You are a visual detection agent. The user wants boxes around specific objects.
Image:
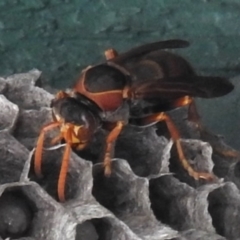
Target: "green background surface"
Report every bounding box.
[1,0,240,149]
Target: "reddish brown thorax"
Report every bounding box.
[73,67,128,112]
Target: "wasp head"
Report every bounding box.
[50,91,101,140]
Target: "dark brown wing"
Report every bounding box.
[110,39,190,64]
[132,75,234,100]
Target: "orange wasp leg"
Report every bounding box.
[34,121,61,178]
[103,121,125,176]
[168,95,201,126]
[57,125,73,202]
[35,120,79,202]
[187,99,202,126]
[187,99,240,158]
[57,124,84,202]
[213,148,240,158]
[50,132,64,145]
[140,112,216,181]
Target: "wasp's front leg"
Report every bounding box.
[34,122,61,178]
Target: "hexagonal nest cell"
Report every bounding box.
[0,69,239,240]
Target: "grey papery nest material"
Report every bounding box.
[0,69,238,240]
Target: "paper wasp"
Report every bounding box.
[34,39,234,202]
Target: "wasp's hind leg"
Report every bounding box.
[187,100,240,159]
[137,112,217,181]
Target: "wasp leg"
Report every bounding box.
[187,100,202,127]
[103,121,125,176]
[34,122,61,178]
[50,133,64,145]
[140,112,216,181]
[187,100,240,159]
[170,96,201,128]
[57,126,73,202]
[56,123,84,202]
[75,143,86,151]
[168,96,200,126]
[213,148,240,158]
[171,97,240,159]
[55,123,86,202]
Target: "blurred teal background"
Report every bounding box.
[0,0,240,149]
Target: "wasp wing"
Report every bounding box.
[132,75,234,100]
[110,39,190,64]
